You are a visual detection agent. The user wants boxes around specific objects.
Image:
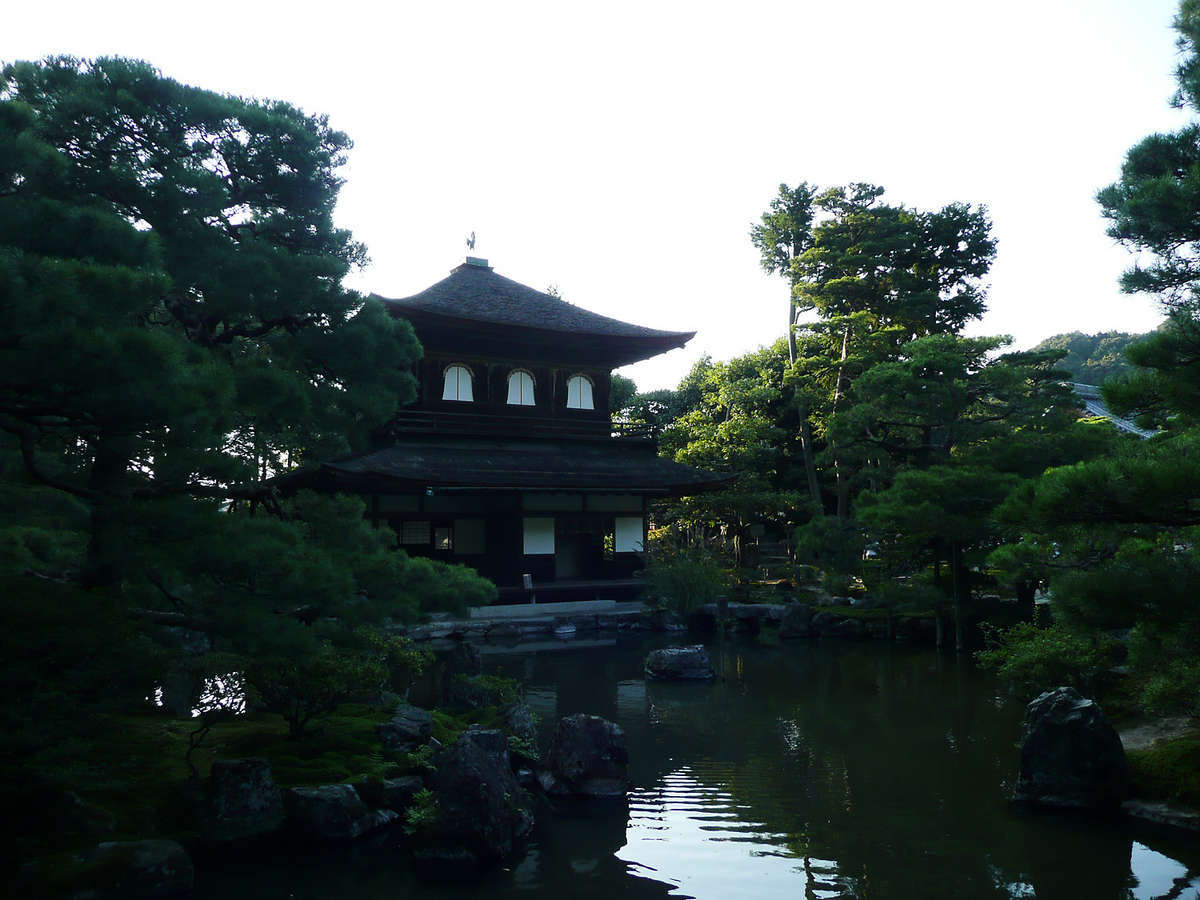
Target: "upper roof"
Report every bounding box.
[374,258,694,366]
[315,435,733,494]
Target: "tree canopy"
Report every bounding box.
[0,59,494,740]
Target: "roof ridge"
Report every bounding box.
[375,263,693,342]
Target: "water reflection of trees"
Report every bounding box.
[505,639,1197,900]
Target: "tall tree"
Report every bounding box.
[752,184,823,505]
[0,59,497,713]
[751,182,818,365]
[0,57,420,587]
[791,184,996,518]
[988,0,1200,708]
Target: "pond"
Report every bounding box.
[196,636,1200,899]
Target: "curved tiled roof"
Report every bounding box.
[322,436,732,494]
[375,260,693,345]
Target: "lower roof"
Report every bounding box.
[313,436,732,494]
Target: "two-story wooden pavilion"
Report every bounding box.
[300,257,727,602]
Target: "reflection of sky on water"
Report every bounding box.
[617,768,1200,900]
[617,767,849,899]
[1131,842,1200,900]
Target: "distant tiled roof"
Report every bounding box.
[374,260,694,345]
[321,436,731,494]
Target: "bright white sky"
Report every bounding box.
[5,0,1189,389]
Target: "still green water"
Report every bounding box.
[197,637,1200,899]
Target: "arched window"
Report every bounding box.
[507,369,535,406]
[566,374,595,410]
[442,364,474,402]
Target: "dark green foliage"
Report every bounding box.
[246,626,433,738]
[794,514,863,576]
[1030,331,1143,385]
[449,673,521,709]
[608,373,638,417]
[1102,319,1200,428]
[246,642,388,739]
[404,787,439,834]
[975,623,1117,701]
[0,61,498,846]
[1129,623,1200,715]
[750,182,818,362]
[0,576,167,759]
[0,56,421,588]
[642,532,731,614]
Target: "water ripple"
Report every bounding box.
[618,767,851,899]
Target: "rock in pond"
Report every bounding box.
[354,775,425,816]
[644,645,716,681]
[203,757,284,842]
[540,713,630,798]
[1014,686,1128,812]
[22,839,194,899]
[810,611,867,639]
[377,702,433,752]
[414,727,533,871]
[285,784,398,841]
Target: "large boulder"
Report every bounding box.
[540,713,630,798]
[644,645,715,681]
[22,839,194,899]
[377,702,433,753]
[354,775,425,816]
[285,784,398,841]
[203,758,284,842]
[415,727,533,870]
[1014,686,1129,812]
[779,604,815,639]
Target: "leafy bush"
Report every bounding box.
[794,516,864,575]
[1129,624,1200,715]
[246,642,388,738]
[404,788,439,834]
[449,673,520,709]
[975,622,1116,700]
[357,628,432,700]
[643,536,730,614]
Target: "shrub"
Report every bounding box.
[357,628,432,700]
[643,540,730,614]
[1129,624,1200,716]
[448,672,520,709]
[976,622,1116,701]
[246,642,387,738]
[404,788,439,834]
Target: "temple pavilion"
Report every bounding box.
[301,257,727,602]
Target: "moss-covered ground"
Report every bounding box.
[1125,731,1200,808]
[7,698,504,870]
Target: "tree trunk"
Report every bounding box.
[82,434,130,589]
[951,542,965,653]
[1015,581,1036,622]
[787,292,798,365]
[797,409,823,509]
[831,322,853,522]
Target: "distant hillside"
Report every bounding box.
[1030,331,1145,385]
